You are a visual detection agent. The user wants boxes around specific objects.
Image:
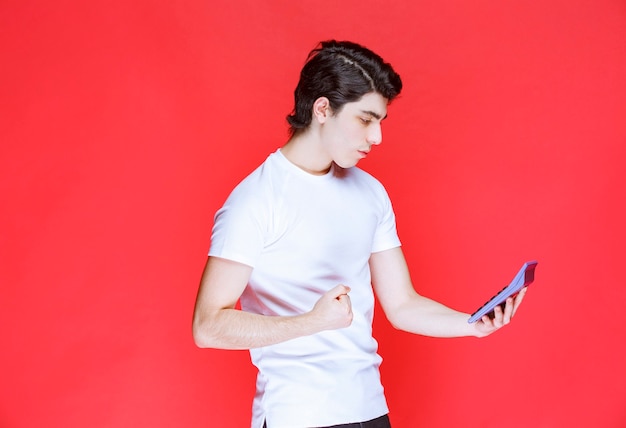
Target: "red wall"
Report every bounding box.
[2,1,625,427]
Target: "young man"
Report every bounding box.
[192,40,526,428]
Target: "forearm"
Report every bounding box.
[388,294,480,338]
[193,308,322,350]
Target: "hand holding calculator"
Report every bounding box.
[468,261,538,323]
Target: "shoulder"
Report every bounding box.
[337,166,390,197]
[225,152,284,205]
[212,153,285,241]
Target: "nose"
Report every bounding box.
[367,123,383,146]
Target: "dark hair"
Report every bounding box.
[286,40,403,135]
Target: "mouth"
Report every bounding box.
[358,150,370,158]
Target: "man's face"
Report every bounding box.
[320,92,389,169]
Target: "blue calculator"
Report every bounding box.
[468,261,538,323]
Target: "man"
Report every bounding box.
[192,40,526,428]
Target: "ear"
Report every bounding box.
[312,97,332,124]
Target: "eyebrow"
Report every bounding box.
[360,110,387,120]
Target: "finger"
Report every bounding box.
[511,287,527,316]
[331,294,350,312]
[335,294,353,319]
[481,314,494,329]
[502,297,514,324]
[337,293,351,306]
[492,303,505,328]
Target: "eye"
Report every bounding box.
[360,117,372,125]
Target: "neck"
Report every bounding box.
[281,131,332,175]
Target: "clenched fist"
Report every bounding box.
[308,284,354,332]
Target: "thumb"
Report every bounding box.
[326,284,351,299]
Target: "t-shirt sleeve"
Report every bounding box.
[208,180,267,268]
[371,185,402,253]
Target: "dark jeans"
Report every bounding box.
[263,414,391,428]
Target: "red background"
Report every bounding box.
[2,1,625,427]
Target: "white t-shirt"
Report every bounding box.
[209,149,401,428]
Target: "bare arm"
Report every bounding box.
[192,256,353,349]
[370,247,526,338]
